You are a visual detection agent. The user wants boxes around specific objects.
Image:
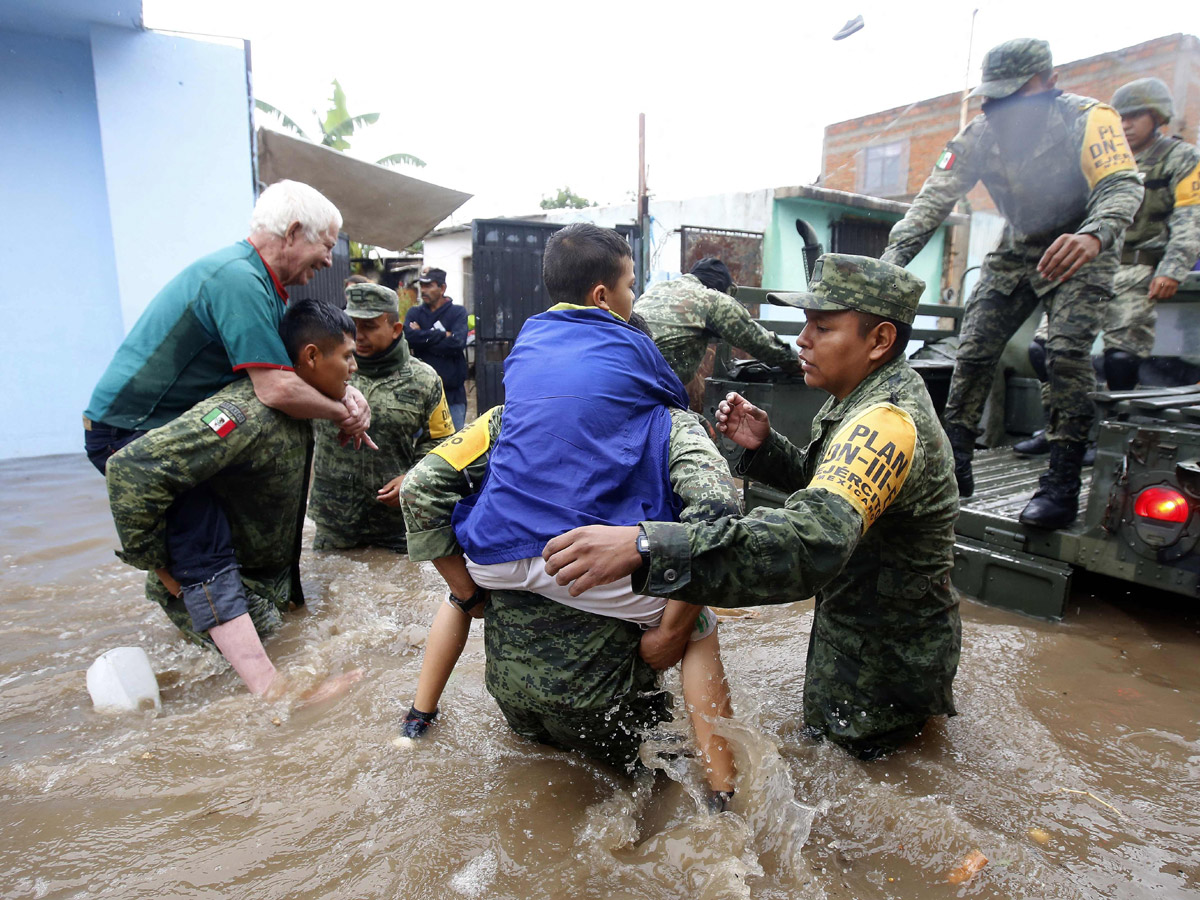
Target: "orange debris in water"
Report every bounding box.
[946,849,988,884]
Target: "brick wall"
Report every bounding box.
[822,33,1200,214]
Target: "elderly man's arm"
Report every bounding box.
[247,368,373,445]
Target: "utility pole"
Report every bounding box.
[637,113,650,292]
[951,8,980,305]
[959,8,979,132]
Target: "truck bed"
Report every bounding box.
[960,449,1092,533]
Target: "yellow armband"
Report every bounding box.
[1080,104,1137,190]
[1175,159,1200,208]
[427,392,455,440]
[430,406,497,470]
[809,402,916,530]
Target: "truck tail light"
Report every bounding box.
[1133,486,1190,523]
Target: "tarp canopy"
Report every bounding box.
[257,128,472,251]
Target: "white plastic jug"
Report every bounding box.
[86,647,162,713]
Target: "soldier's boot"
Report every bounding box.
[1019,440,1087,530]
[945,423,976,498]
[1103,348,1141,392]
[1013,430,1050,456]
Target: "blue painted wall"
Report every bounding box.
[0,30,124,458]
[0,20,253,459]
[91,26,254,331]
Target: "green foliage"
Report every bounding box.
[255,80,425,167]
[540,186,597,209]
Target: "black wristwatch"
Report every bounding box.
[635,526,651,566]
[449,586,485,613]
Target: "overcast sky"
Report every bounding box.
[144,0,1196,225]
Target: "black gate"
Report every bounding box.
[287,232,352,308]
[472,219,641,412]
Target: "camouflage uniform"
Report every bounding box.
[1103,88,1200,356]
[106,379,312,646]
[401,405,741,771]
[635,274,800,385]
[1030,133,1200,357]
[882,41,1143,445]
[637,255,961,757]
[310,335,453,551]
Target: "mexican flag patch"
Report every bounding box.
[202,401,246,438]
[936,149,956,171]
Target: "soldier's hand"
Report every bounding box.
[376,475,405,507]
[1037,233,1101,282]
[716,392,770,450]
[542,525,641,597]
[1149,276,1179,301]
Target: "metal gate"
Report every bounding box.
[679,226,763,287]
[472,219,641,412]
[287,232,352,308]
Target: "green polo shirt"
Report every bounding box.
[86,241,293,431]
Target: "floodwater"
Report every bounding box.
[2,453,1198,900]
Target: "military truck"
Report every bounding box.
[704,279,1200,618]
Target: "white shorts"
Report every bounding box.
[464,555,716,641]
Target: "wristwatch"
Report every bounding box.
[635,526,651,566]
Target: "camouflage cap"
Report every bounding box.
[1112,77,1174,124]
[345,283,399,319]
[767,254,925,325]
[969,38,1053,100]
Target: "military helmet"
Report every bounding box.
[766,254,925,325]
[1112,77,1174,124]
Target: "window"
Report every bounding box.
[856,140,909,197]
[830,217,892,258]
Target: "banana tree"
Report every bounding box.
[255,79,425,167]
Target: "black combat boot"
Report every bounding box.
[944,424,976,498]
[1013,430,1050,456]
[1018,440,1087,529]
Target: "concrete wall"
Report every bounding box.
[91,26,254,332]
[0,30,123,459]
[0,20,253,459]
[422,191,777,311]
[421,228,473,311]
[533,190,775,286]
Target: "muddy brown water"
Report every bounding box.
[1,453,1197,899]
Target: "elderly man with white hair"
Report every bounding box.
[84,180,373,622]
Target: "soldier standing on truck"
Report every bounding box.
[1016,77,1200,456]
[880,38,1144,530]
[635,257,801,387]
[1102,77,1200,388]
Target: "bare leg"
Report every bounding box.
[680,629,736,794]
[412,602,472,714]
[209,613,277,695]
